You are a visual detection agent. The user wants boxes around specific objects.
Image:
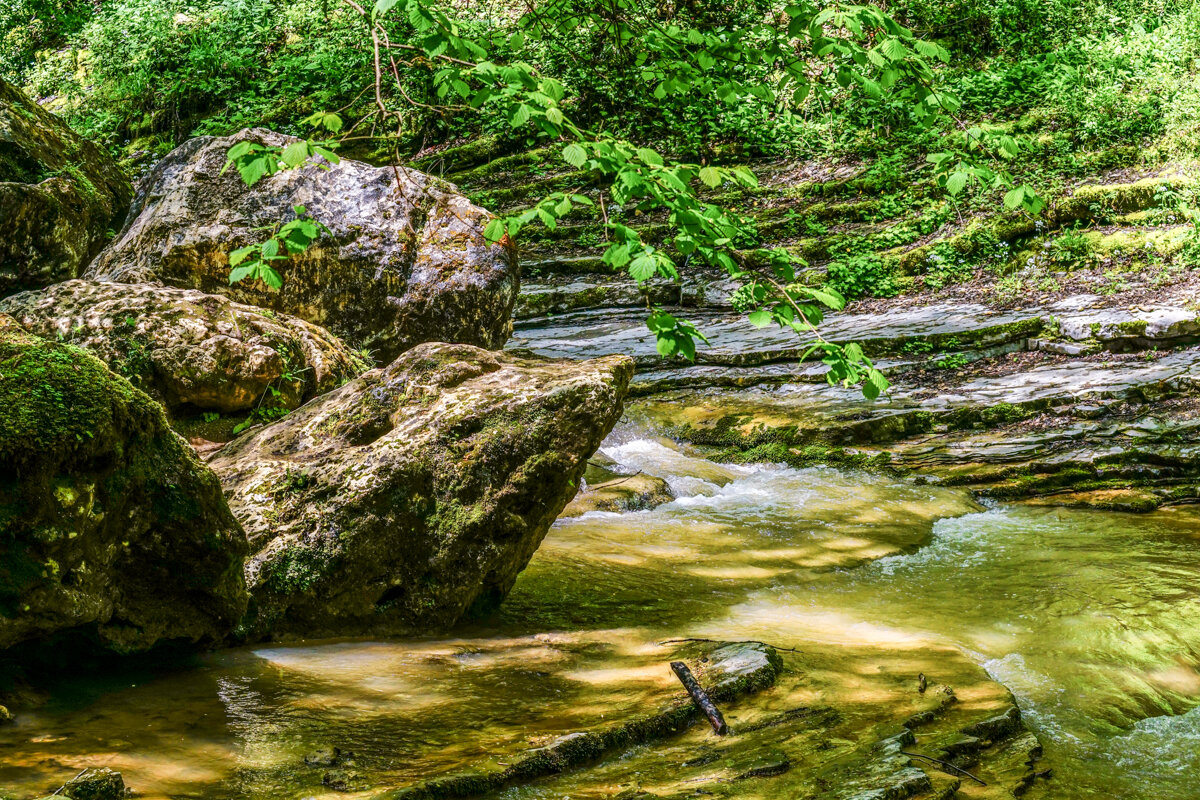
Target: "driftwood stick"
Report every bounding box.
[901,751,987,785]
[670,661,728,735]
[51,768,89,797]
[658,637,802,654]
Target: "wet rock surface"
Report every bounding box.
[510,303,1041,369]
[0,316,248,654]
[61,767,127,800]
[385,641,783,800]
[561,455,675,516]
[0,280,366,413]
[514,284,1200,507]
[0,78,131,295]
[378,641,1040,800]
[208,342,633,640]
[86,128,518,362]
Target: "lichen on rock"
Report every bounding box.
[85,128,518,362]
[0,315,249,654]
[0,78,131,296]
[208,342,633,639]
[0,279,366,413]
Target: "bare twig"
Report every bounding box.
[658,637,802,654]
[51,769,89,797]
[901,751,987,785]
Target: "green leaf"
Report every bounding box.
[1003,186,1026,209]
[563,143,587,168]
[698,166,722,188]
[945,171,970,195]
[373,0,399,17]
[509,103,531,127]
[281,141,310,169]
[237,156,271,187]
[636,147,663,167]
[629,254,657,281]
[881,38,908,61]
[732,167,759,188]
[261,266,284,291]
[313,146,340,165]
[646,310,676,332]
[262,238,280,258]
[913,40,940,58]
[229,264,255,284]
[864,368,890,399]
[748,309,772,327]
[803,286,846,311]
[655,332,679,357]
[229,245,257,267]
[226,141,254,160]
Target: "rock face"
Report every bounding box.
[209,342,633,639]
[86,128,519,362]
[0,79,131,296]
[0,280,366,413]
[0,317,249,653]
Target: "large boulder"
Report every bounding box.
[208,342,633,639]
[0,79,131,295]
[0,280,366,413]
[0,316,249,653]
[85,128,519,362]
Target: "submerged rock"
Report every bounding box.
[86,128,518,362]
[0,78,131,295]
[61,767,126,800]
[0,316,249,653]
[388,641,782,800]
[561,472,675,517]
[209,342,633,639]
[0,280,365,413]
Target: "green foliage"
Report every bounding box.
[34,0,1200,399]
[922,244,975,289]
[0,0,91,82]
[227,205,329,291]
[232,405,290,435]
[826,253,898,299]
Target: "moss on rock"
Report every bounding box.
[0,78,131,296]
[0,316,248,653]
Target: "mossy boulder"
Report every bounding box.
[0,78,131,296]
[209,342,633,639]
[0,280,366,413]
[0,316,249,653]
[85,128,518,363]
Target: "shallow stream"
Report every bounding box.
[3,424,1200,798]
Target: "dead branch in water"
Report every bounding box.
[901,751,987,785]
[658,637,802,653]
[670,661,728,735]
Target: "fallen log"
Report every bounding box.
[670,661,728,735]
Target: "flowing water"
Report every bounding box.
[3,423,1200,798]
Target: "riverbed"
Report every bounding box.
[3,424,1199,798]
